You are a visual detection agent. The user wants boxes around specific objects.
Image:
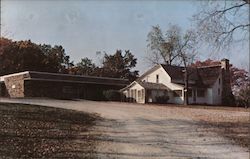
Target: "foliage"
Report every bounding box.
[0,38,73,75]
[74,58,96,75]
[100,50,139,81]
[235,83,250,107]
[103,90,123,101]
[193,0,250,50]
[0,38,138,81]
[146,24,198,67]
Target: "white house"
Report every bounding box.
[121,59,232,105]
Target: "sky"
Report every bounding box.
[1,0,249,74]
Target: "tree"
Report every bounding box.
[75,58,96,75]
[146,24,198,67]
[0,38,73,75]
[236,83,250,108]
[101,50,139,81]
[193,0,250,50]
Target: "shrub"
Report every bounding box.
[124,97,136,103]
[155,95,169,104]
[103,90,123,101]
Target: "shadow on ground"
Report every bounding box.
[0,103,101,158]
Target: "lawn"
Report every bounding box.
[0,102,100,158]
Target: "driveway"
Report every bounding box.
[1,98,249,159]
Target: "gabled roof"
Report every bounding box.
[160,64,222,87]
[197,65,221,86]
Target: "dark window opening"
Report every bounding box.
[156,74,159,83]
[173,90,182,97]
[197,89,205,97]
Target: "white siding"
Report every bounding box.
[123,82,145,103]
[211,74,223,105]
[141,66,184,104]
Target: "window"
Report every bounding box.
[188,89,192,97]
[218,88,220,95]
[197,89,205,97]
[156,74,159,83]
[173,90,182,97]
[219,78,221,85]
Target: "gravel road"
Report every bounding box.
[1,98,249,159]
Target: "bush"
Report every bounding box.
[155,95,169,104]
[124,97,136,103]
[103,90,123,101]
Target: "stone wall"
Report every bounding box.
[4,74,26,98]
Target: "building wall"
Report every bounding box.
[24,80,123,100]
[140,66,184,104]
[3,74,26,98]
[211,74,223,105]
[123,82,145,103]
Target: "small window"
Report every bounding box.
[218,88,220,95]
[156,74,159,83]
[173,90,182,97]
[197,89,205,97]
[188,89,192,97]
[219,78,221,85]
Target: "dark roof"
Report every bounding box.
[2,71,129,86]
[161,64,221,87]
[197,65,221,86]
[137,81,170,90]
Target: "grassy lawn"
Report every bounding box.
[0,103,100,158]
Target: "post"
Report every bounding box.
[183,69,189,105]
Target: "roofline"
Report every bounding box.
[137,64,161,81]
[0,71,129,82]
[25,78,127,86]
[120,81,137,92]
[196,65,221,69]
[0,71,30,81]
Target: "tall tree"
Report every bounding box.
[193,0,250,50]
[101,50,139,81]
[146,24,198,67]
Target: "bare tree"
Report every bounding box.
[146,24,198,67]
[146,24,198,105]
[193,0,250,50]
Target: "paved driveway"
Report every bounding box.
[1,98,249,159]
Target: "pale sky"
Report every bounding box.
[1,0,249,74]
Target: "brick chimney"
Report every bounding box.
[221,58,234,105]
[221,58,229,71]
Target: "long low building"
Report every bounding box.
[0,71,129,100]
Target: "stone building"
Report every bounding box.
[0,71,129,100]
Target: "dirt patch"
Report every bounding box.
[0,103,101,158]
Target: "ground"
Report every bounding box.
[0,98,249,159]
